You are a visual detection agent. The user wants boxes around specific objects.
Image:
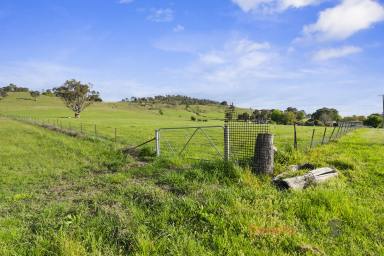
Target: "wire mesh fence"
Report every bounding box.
[224,108,270,166]
[2,113,364,164]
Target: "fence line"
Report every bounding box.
[292,121,362,151]
[1,114,363,162]
[1,114,128,148]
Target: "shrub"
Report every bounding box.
[363,114,382,128]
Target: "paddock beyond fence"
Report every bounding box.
[2,114,363,164]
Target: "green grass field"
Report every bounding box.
[1,93,383,255]
[0,93,344,157]
[0,115,383,255]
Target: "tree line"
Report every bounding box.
[232,107,382,128]
[0,83,41,101]
[121,95,228,106]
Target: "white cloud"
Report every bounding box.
[281,0,323,9]
[199,53,226,65]
[147,8,174,23]
[231,0,323,12]
[313,46,362,61]
[304,0,384,41]
[118,0,134,4]
[173,24,185,32]
[189,39,274,84]
[0,61,83,90]
[231,0,272,12]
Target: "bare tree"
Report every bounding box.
[54,79,101,118]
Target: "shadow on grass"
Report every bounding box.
[16,97,34,101]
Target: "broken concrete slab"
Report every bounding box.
[274,167,338,190]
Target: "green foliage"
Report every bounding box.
[271,109,285,124]
[342,115,366,122]
[138,146,156,159]
[29,91,40,101]
[236,108,306,125]
[53,79,101,118]
[0,89,8,99]
[312,108,341,125]
[42,89,54,96]
[1,83,29,92]
[363,114,383,128]
[237,112,250,121]
[123,95,223,106]
[284,111,296,125]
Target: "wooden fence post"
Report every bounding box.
[253,133,274,175]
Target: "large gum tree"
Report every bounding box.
[54,79,101,118]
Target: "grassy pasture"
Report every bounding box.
[1,93,341,156]
[0,117,383,255]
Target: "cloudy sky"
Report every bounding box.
[0,0,383,115]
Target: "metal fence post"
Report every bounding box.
[321,127,327,145]
[293,123,298,150]
[310,128,315,149]
[329,126,336,141]
[224,125,230,161]
[114,128,117,144]
[155,129,160,156]
[335,124,341,139]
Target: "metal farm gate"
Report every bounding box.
[154,108,270,164]
[155,126,226,161]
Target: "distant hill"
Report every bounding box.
[121,95,228,106]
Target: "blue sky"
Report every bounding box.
[0,0,383,115]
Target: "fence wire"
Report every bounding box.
[157,126,224,161]
[273,121,363,151]
[225,108,270,165]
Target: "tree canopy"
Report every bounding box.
[0,88,8,99]
[311,108,341,125]
[30,91,40,101]
[122,95,223,106]
[1,83,29,92]
[53,79,101,118]
[363,114,382,128]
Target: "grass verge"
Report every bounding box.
[0,117,383,255]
